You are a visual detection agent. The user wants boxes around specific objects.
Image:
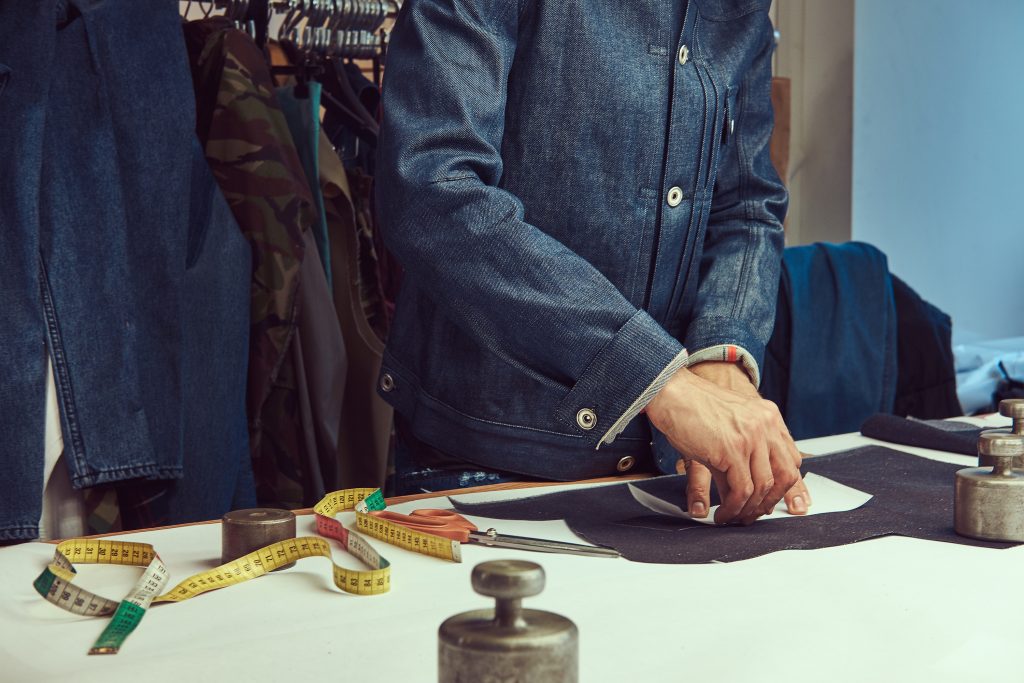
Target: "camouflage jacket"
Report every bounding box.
[185,19,316,508]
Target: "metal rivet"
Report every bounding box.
[616,456,636,473]
[576,408,597,431]
[667,186,683,207]
[678,44,690,65]
[380,373,395,392]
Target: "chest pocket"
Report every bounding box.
[721,86,738,146]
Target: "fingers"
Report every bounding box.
[737,441,773,525]
[683,460,712,518]
[756,443,800,518]
[647,369,803,526]
[783,475,812,515]
[714,457,754,525]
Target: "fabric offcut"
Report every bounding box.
[860,414,982,457]
[451,446,1015,564]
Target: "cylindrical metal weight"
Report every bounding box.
[221,508,297,569]
[955,432,1024,542]
[979,403,1024,467]
[1001,399,1024,435]
[439,560,578,683]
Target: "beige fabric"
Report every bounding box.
[319,131,393,489]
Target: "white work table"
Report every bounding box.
[0,414,1015,683]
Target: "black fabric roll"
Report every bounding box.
[860,413,982,456]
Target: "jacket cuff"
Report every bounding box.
[555,310,685,449]
[598,347,689,447]
[686,344,761,388]
[684,316,767,388]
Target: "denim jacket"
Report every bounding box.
[0,1,253,540]
[376,0,787,480]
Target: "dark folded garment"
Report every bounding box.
[451,446,1014,564]
[860,413,983,456]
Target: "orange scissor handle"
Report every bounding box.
[367,509,478,542]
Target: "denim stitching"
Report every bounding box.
[384,356,584,438]
[38,253,87,474]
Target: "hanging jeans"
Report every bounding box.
[0,0,253,540]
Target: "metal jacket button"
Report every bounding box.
[667,187,683,207]
[576,408,597,431]
[616,456,636,473]
[678,44,690,65]
[380,373,395,392]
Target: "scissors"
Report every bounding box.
[367,508,620,558]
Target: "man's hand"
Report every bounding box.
[645,362,804,525]
[681,362,812,519]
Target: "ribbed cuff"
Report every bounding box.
[683,316,767,388]
[686,344,761,388]
[555,310,685,449]
[597,347,689,447]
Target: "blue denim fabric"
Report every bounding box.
[0,0,253,539]
[390,426,532,497]
[760,242,898,440]
[376,0,787,480]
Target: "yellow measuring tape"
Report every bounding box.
[35,488,394,655]
[352,502,463,563]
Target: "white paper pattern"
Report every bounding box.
[627,472,872,524]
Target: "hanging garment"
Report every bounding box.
[278,82,349,499]
[0,1,253,540]
[320,132,393,489]
[278,83,333,290]
[185,19,320,508]
[336,62,402,330]
[760,242,898,440]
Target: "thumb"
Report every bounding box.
[683,460,713,518]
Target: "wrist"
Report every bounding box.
[688,360,757,395]
[645,367,695,426]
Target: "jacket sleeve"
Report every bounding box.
[376,0,686,447]
[682,15,788,386]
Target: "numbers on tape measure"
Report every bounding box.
[35,487,394,656]
[354,513,462,563]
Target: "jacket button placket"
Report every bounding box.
[649,24,707,322]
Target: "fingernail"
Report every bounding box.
[792,495,806,514]
[767,505,775,515]
[691,501,707,518]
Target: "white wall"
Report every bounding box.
[773,0,855,247]
[853,0,1024,341]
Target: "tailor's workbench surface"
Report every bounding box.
[1,414,1015,683]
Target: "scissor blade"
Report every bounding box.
[467,530,620,558]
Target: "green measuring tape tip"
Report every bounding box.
[89,601,147,655]
[36,487,394,656]
[361,489,387,512]
[33,568,58,599]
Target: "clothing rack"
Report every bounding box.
[182,0,402,56]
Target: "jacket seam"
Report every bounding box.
[384,357,588,439]
[38,253,87,473]
[555,309,648,426]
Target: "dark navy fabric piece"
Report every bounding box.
[860,414,982,457]
[761,242,897,440]
[890,275,961,419]
[451,446,1014,564]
